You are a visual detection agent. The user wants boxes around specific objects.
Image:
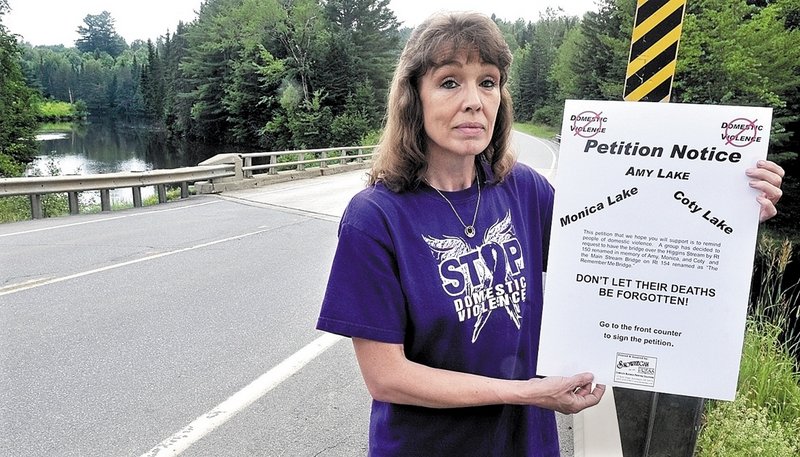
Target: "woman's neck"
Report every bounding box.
[425,158,477,191]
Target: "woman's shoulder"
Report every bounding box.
[341,182,408,228]
[504,162,554,194]
[346,182,401,211]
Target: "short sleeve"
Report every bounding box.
[536,174,554,271]
[316,216,408,344]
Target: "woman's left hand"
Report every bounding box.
[746,160,785,222]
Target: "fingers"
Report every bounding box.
[746,160,784,223]
[750,179,783,205]
[585,383,606,404]
[746,160,784,198]
[571,379,605,404]
[756,160,785,179]
[569,372,595,390]
[757,195,778,223]
[531,374,606,414]
[562,374,606,412]
[747,159,785,181]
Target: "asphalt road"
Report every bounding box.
[0,132,562,457]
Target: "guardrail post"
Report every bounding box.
[180,182,190,199]
[269,155,278,175]
[157,184,167,203]
[243,156,253,179]
[297,152,305,171]
[100,190,111,212]
[132,187,143,208]
[30,194,43,219]
[320,151,328,168]
[68,192,80,215]
[234,155,244,180]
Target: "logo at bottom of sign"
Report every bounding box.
[614,352,658,387]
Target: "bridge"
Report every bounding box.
[1,132,624,456]
[0,145,376,219]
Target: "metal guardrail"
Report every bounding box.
[0,145,376,219]
[0,165,235,219]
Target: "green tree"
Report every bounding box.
[329,80,379,146]
[271,0,326,103]
[177,0,281,142]
[112,46,145,116]
[511,10,578,122]
[75,55,114,112]
[0,1,38,176]
[75,11,127,58]
[551,25,583,101]
[161,22,192,136]
[141,39,165,119]
[223,44,284,145]
[285,89,334,149]
[322,0,400,113]
[561,0,632,102]
[178,0,244,141]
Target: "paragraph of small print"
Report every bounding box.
[580,229,723,271]
[614,352,657,387]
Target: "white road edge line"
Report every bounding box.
[0,226,271,297]
[140,333,344,457]
[518,131,559,170]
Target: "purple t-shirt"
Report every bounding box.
[317,162,558,456]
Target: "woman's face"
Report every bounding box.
[418,51,501,163]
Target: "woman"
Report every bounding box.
[317,11,784,457]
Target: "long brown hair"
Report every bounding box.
[368,11,516,192]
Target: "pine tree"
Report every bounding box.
[141,39,165,119]
[75,11,128,58]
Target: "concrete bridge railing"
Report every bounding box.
[195,145,375,193]
[0,145,375,219]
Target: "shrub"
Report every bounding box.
[0,195,31,223]
[531,105,561,126]
[696,400,800,457]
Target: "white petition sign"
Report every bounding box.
[537,100,772,400]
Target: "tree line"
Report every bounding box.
[18,0,402,152]
[2,0,799,231]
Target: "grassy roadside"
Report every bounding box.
[513,122,560,140]
[696,237,800,456]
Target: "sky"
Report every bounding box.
[3,0,600,48]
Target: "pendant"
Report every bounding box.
[465,226,476,238]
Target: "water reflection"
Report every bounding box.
[29,117,250,204]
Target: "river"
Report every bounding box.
[29,117,250,203]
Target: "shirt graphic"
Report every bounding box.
[424,211,528,342]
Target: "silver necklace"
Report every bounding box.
[427,177,481,238]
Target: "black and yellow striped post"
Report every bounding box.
[616,1,705,456]
[623,0,687,102]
